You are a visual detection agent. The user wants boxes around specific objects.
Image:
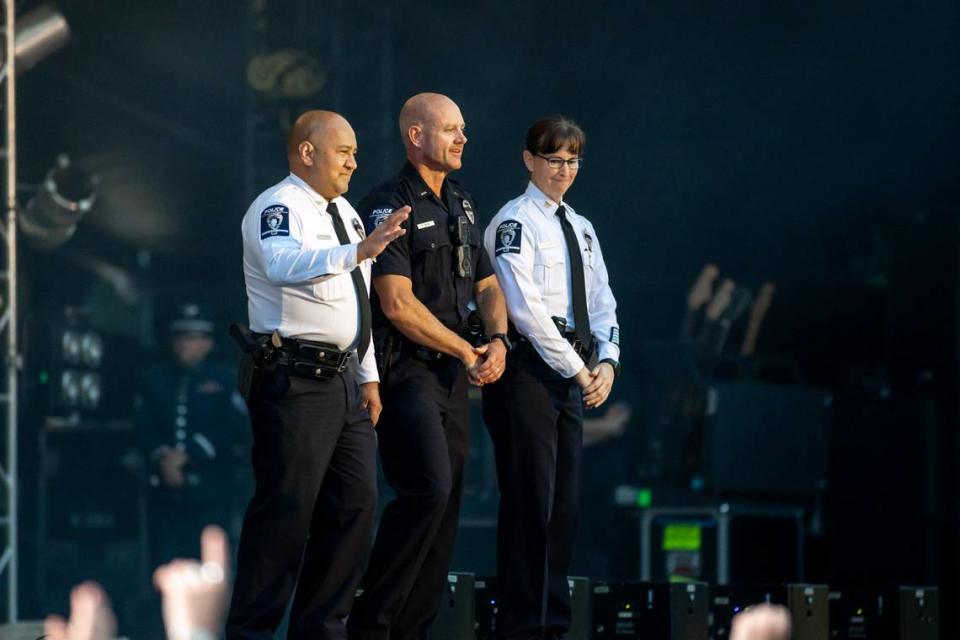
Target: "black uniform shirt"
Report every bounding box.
[360,162,494,333]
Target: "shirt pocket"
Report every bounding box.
[410,221,451,289]
[534,245,567,296]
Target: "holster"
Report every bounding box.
[230,322,271,402]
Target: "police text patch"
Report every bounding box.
[495,220,522,255]
[369,207,394,227]
[260,204,290,239]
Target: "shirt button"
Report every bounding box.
[176,429,186,440]
[177,405,187,415]
[176,416,187,427]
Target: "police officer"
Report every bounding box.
[226,110,409,640]
[482,116,621,640]
[136,302,248,568]
[348,93,508,640]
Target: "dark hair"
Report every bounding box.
[525,116,586,156]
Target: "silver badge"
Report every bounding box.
[462,199,475,224]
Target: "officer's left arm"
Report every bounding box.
[585,223,620,365]
[472,274,508,384]
[582,224,620,408]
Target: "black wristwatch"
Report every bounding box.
[490,333,513,351]
[599,358,621,378]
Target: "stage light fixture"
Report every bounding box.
[9,5,70,75]
[59,370,80,408]
[61,329,82,365]
[79,332,103,368]
[79,372,101,410]
[19,154,98,250]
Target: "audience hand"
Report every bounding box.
[730,603,791,640]
[43,581,117,640]
[153,525,231,640]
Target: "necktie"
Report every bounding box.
[328,202,372,360]
[556,205,591,348]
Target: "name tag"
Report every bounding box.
[416,220,436,230]
[538,240,555,249]
[317,234,333,240]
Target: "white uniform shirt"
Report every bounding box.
[484,181,621,379]
[241,173,378,384]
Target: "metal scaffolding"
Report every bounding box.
[0,0,18,622]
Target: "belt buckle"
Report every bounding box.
[416,346,442,362]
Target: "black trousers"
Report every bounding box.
[482,345,583,640]
[348,355,470,640]
[226,365,377,640]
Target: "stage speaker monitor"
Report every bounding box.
[474,576,497,640]
[431,572,475,640]
[567,576,592,640]
[593,581,708,639]
[897,587,938,640]
[786,584,829,640]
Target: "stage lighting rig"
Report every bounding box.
[8,5,70,76]
[28,308,106,417]
[19,154,99,250]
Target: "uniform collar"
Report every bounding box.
[288,173,336,210]
[525,181,567,218]
[399,161,463,201]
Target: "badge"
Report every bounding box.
[495,220,522,255]
[260,204,291,239]
[462,199,475,224]
[369,206,393,227]
[352,218,366,239]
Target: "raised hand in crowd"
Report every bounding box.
[730,603,791,640]
[43,581,117,640]
[153,525,231,640]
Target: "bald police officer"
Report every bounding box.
[226,110,409,640]
[348,93,508,640]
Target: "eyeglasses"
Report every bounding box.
[536,154,583,170]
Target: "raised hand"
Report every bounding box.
[153,525,231,640]
[43,581,117,640]
[730,603,791,640]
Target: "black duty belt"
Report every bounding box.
[509,323,595,362]
[397,338,451,364]
[254,333,351,380]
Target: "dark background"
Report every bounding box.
[13,0,960,633]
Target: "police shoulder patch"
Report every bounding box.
[260,204,290,239]
[368,206,394,228]
[495,220,522,256]
[610,326,620,346]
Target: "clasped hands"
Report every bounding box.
[465,339,507,386]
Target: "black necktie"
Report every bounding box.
[328,202,372,360]
[556,205,591,348]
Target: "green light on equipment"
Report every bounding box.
[636,488,652,509]
[38,370,49,384]
[663,524,702,551]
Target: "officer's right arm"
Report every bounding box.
[485,216,589,383]
[248,201,358,286]
[374,276,478,366]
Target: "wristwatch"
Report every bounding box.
[490,333,513,351]
[599,358,621,378]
